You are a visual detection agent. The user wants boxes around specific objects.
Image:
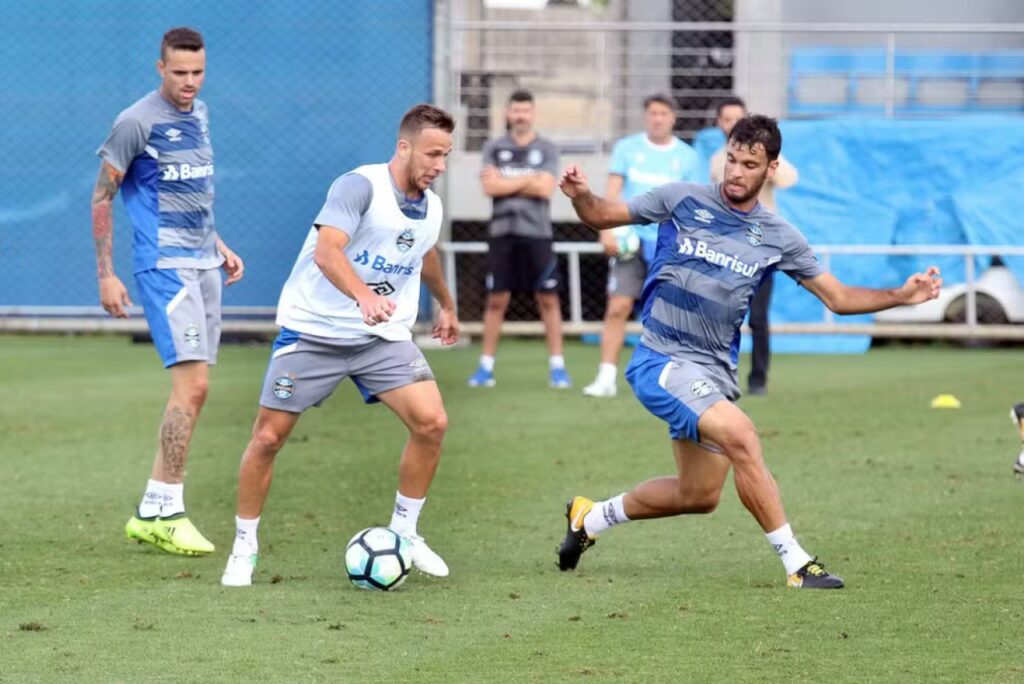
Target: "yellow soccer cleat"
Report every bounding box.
[126,513,188,555]
[152,513,215,556]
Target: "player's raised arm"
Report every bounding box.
[559,164,633,231]
[313,226,395,326]
[801,267,942,315]
[91,160,133,318]
[421,247,459,345]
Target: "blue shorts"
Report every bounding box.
[135,267,222,368]
[625,343,739,443]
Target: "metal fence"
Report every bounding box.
[0,1,434,312]
[434,242,1024,340]
[431,4,1024,339]
[4,0,1024,344]
[437,4,1024,151]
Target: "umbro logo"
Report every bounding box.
[165,128,183,143]
[694,209,714,224]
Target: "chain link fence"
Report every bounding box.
[437,0,1024,332]
[3,0,1023,341]
[1,1,434,317]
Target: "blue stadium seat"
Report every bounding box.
[788,47,1024,116]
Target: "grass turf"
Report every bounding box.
[1,335,1022,682]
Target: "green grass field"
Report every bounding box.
[2,335,1023,682]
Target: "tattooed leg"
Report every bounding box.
[151,361,209,484]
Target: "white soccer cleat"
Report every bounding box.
[582,378,617,398]
[221,552,257,587]
[406,535,449,577]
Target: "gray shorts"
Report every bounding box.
[259,331,436,413]
[607,256,647,299]
[135,267,222,368]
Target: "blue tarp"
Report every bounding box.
[0,1,433,308]
[694,116,1024,353]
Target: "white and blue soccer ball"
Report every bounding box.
[613,227,641,261]
[345,527,411,591]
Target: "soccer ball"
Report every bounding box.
[344,527,412,591]
[613,227,641,261]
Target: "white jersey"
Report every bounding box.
[276,163,443,340]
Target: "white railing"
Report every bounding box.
[440,241,1024,339]
[3,243,1023,339]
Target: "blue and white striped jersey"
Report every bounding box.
[628,182,823,372]
[98,90,222,273]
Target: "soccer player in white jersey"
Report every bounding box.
[222,104,459,587]
[93,27,244,556]
[557,115,942,588]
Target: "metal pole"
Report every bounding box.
[568,251,583,324]
[965,253,977,329]
[885,32,896,118]
[444,249,458,315]
[598,30,608,151]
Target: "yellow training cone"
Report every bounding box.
[930,394,962,409]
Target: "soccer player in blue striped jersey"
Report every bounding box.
[557,115,942,588]
[92,27,244,556]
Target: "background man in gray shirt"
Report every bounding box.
[468,89,570,389]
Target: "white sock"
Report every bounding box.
[549,355,566,370]
[233,516,260,556]
[138,479,167,518]
[160,483,185,517]
[596,362,617,384]
[389,492,425,538]
[1017,450,1024,466]
[479,355,495,372]
[582,494,630,536]
[765,523,813,575]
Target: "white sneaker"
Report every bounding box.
[406,535,449,577]
[582,378,616,398]
[221,552,257,587]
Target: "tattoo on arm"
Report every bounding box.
[159,406,195,480]
[91,162,124,279]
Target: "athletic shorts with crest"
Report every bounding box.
[259,328,436,413]
[625,343,740,446]
[135,267,222,368]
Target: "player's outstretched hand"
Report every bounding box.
[357,293,396,326]
[432,307,459,346]
[99,275,132,318]
[899,266,942,305]
[218,240,245,285]
[559,164,590,199]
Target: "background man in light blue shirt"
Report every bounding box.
[583,94,700,398]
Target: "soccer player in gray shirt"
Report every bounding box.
[468,89,571,389]
[92,27,244,557]
[556,115,942,588]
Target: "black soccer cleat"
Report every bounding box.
[557,496,596,571]
[787,558,844,589]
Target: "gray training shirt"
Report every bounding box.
[97,90,220,273]
[482,133,559,239]
[627,182,823,374]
